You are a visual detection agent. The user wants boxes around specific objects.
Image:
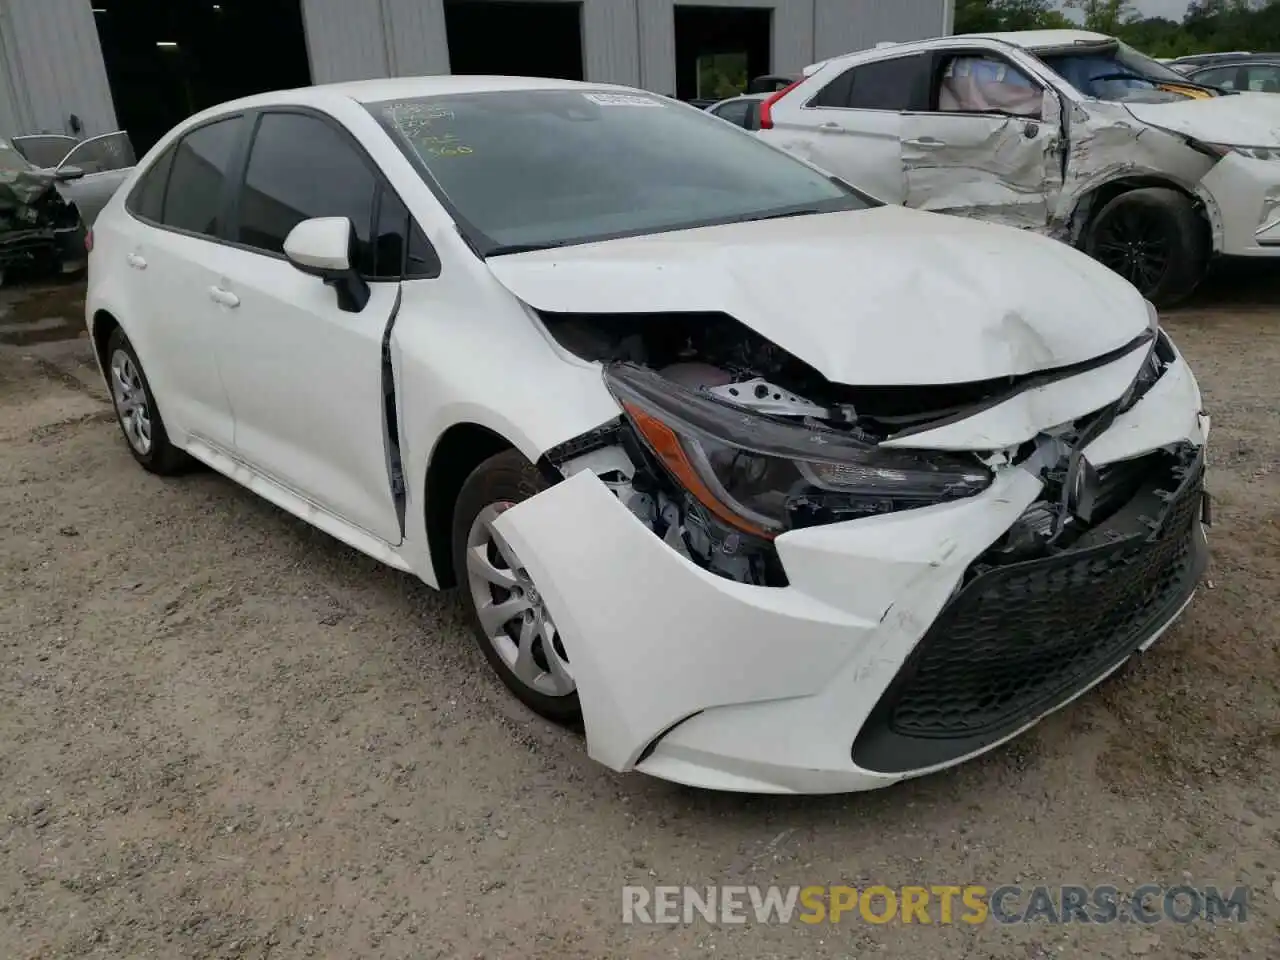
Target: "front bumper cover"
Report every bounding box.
[493,355,1211,794]
[1200,153,1280,255]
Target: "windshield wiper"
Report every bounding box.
[1093,71,1222,95]
[482,241,566,257]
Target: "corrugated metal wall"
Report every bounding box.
[303,0,951,92]
[639,0,815,96]
[0,0,116,136]
[0,0,950,141]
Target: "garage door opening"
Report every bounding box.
[674,6,772,102]
[445,0,584,81]
[93,0,312,154]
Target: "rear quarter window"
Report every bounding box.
[126,147,175,223]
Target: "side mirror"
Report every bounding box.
[283,217,370,313]
[56,164,86,181]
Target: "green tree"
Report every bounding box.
[955,0,1072,34]
[1063,0,1140,33]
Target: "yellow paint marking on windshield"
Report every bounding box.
[1157,84,1213,99]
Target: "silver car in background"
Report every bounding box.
[11,131,136,226]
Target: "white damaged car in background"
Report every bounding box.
[87,77,1212,795]
[756,29,1280,306]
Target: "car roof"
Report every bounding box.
[207,75,639,114]
[1189,56,1280,66]
[1174,51,1255,61]
[804,29,1117,74]
[959,29,1116,50]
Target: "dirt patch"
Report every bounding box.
[0,280,87,347]
[0,282,1278,959]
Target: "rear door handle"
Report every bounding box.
[209,286,240,309]
[818,121,842,130]
[126,253,147,270]
[904,137,947,149]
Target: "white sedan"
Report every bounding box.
[86,76,1211,794]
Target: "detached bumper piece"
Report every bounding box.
[853,445,1207,774]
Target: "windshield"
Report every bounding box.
[1039,42,1209,102]
[369,89,872,254]
[0,138,34,174]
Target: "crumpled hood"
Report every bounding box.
[1125,92,1280,147]
[0,139,55,209]
[487,206,1149,386]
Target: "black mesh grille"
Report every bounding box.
[853,447,1206,771]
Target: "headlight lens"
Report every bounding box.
[606,363,993,539]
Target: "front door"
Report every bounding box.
[206,109,404,545]
[112,116,245,451]
[58,132,137,226]
[901,52,1065,230]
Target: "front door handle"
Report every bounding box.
[126,253,147,270]
[904,137,947,149]
[209,286,240,309]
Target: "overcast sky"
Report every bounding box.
[1059,0,1193,21]
[1129,0,1192,18]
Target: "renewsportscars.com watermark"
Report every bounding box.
[622,884,1250,926]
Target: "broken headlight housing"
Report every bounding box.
[605,363,992,539]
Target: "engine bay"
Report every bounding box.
[539,309,1179,588]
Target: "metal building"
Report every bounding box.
[1,0,953,147]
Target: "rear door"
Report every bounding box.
[199,108,411,545]
[113,115,246,450]
[900,50,1065,230]
[761,53,933,203]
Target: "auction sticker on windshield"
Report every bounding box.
[582,93,663,107]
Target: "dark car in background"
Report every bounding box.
[0,138,87,286]
[1185,57,1280,93]
[1170,51,1280,74]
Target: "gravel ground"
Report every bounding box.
[0,270,1277,959]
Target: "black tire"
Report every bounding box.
[1083,187,1209,308]
[105,327,190,475]
[451,449,581,723]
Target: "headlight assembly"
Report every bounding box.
[605,363,993,539]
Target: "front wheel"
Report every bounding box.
[451,449,581,723]
[1083,187,1209,308]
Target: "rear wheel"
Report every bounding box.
[106,328,190,475]
[451,450,580,723]
[1083,187,1209,308]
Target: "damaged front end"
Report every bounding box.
[499,307,1210,788]
[537,310,1198,592]
[0,155,85,280]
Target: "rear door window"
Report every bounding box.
[808,55,933,111]
[161,117,245,238]
[1246,65,1280,92]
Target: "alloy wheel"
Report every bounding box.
[1092,207,1172,293]
[109,348,152,456]
[465,502,574,697]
